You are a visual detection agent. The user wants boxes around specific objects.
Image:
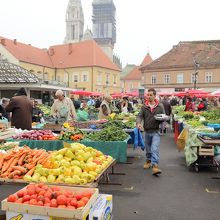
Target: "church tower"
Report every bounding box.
[92,0,116,61]
[64,0,84,44]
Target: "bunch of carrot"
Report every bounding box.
[0,146,50,179]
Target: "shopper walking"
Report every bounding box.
[136,88,165,175]
[5,88,33,130]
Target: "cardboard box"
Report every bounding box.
[2,185,98,220]
[89,194,113,220]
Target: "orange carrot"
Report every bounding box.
[25,163,36,170]
[25,167,35,176]
[8,170,22,179]
[18,153,27,165]
[2,157,14,173]
[0,154,4,169]
[11,166,27,173]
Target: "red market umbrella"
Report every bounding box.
[71,90,92,96]
[187,89,209,95]
[158,92,172,96]
[90,92,104,96]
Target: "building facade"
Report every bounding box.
[0,37,121,96]
[64,0,84,44]
[92,0,116,61]
[121,53,153,92]
[140,41,220,93]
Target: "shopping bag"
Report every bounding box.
[133,128,145,151]
[177,128,188,151]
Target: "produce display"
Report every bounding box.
[6,183,94,209]
[24,143,113,185]
[59,128,84,141]
[101,120,135,129]
[0,147,50,179]
[0,142,19,152]
[12,130,57,140]
[38,104,51,116]
[200,109,220,124]
[86,125,129,141]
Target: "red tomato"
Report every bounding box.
[81,197,89,204]
[42,185,49,191]
[23,201,30,204]
[29,199,37,205]
[7,195,17,203]
[44,191,52,199]
[58,205,66,209]
[70,198,77,207]
[22,195,31,202]
[30,194,37,200]
[75,194,82,201]
[38,183,45,188]
[50,199,58,208]
[57,195,67,205]
[82,191,92,199]
[17,190,26,198]
[35,187,41,194]
[37,195,45,203]
[37,201,44,206]
[77,200,85,208]
[38,190,46,196]
[67,205,76,209]
[44,203,51,207]
[51,186,61,192]
[44,197,51,204]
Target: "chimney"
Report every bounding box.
[13,39,17,45]
[68,43,72,54]
[0,39,6,46]
[48,48,55,56]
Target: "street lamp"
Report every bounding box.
[192,57,200,89]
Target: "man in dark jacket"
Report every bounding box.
[6,88,33,130]
[137,88,165,175]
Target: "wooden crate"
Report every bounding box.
[2,185,99,219]
[198,146,214,156]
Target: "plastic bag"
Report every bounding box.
[77,110,89,121]
[133,128,145,151]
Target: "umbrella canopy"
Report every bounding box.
[90,92,104,96]
[71,90,92,96]
[211,89,220,97]
[158,92,172,96]
[187,89,209,95]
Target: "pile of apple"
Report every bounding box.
[7,183,93,209]
[24,143,113,185]
[12,130,57,140]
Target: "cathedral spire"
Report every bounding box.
[64,0,84,44]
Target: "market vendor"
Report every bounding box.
[32,100,44,123]
[117,96,133,113]
[98,96,112,119]
[51,90,77,122]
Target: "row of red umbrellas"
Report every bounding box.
[70,89,220,98]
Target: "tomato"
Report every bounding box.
[42,185,49,191]
[57,195,67,205]
[22,195,31,202]
[37,195,45,203]
[30,194,37,200]
[82,191,92,199]
[38,190,46,196]
[75,194,82,201]
[44,191,52,199]
[17,190,27,198]
[67,205,76,209]
[44,203,51,207]
[35,187,41,194]
[37,201,44,206]
[51,186,61,192]
[58,205,66,209]
[77,200,85,208]
[70,198,77,207]
[66,198,72,205]
[15,198,23,203]
[7,195,17,203]
[38,183,45,188]
[50,199,57,208]
[81,197,89,204]
[29,199,37,205]
[44,197,51,204]
[23,201,30,204]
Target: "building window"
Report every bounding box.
[97,72,102,84]
[129,82,133,89]
[177,73,184,84]
[106,73,110,85]
[191,73,199,83]
[151,75,156,84]
[205,72,212,83]
[74,75,78,82]
[44,72,48,80]
[164,74,170,84]
[83,74,88,82]
[113,75,117,85]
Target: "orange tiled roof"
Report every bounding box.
[123,53,153,80]
[0,36,53,68]
[140,53,153,66]
[49,40,120,71]
[141,40,220,71]
[0,36,120,71]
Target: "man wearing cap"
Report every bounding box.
[51,90,77,121]
[98,96,112,119]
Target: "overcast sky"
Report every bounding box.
[0,0,220,67]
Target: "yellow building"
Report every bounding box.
[0,37,121,96]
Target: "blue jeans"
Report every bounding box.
[144,132,160,165]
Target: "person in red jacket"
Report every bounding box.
[185,97,195,112]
